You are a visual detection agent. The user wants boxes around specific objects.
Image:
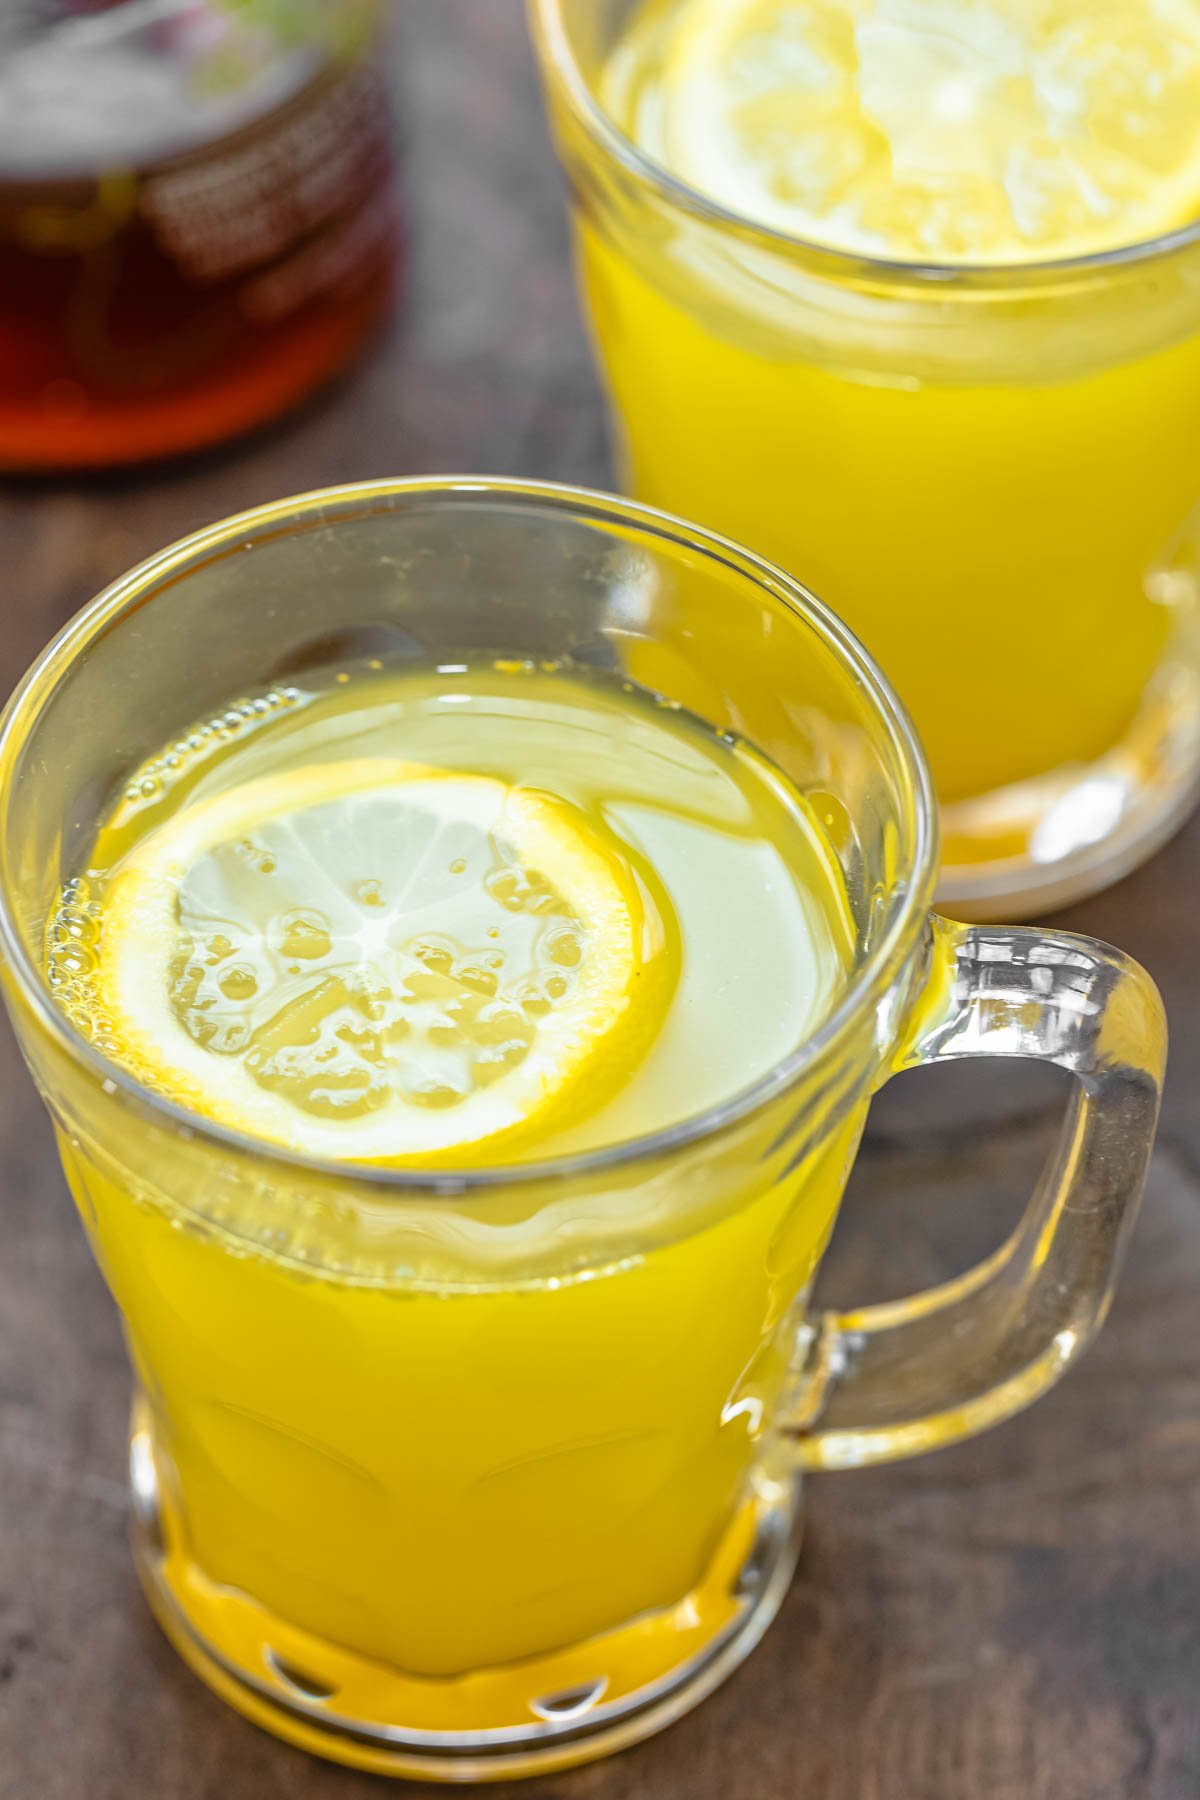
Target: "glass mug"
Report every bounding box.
[0,480,1164,1780]
[530,0,1200,919]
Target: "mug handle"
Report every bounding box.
[791,917,1166,1470]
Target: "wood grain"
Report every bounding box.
[1,6,1197,1797]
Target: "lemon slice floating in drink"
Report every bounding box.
[92,759,655,1163]
[614,0,1200,262]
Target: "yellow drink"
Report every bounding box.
[536,0,1200,908]
[46,661,857,1688]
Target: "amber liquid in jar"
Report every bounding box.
[0,3,400,469]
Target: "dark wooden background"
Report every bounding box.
[1,6,1198,1796]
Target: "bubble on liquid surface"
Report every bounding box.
[218,966,259,1002]
[278,911,334,962]
[546,929,583,969]
[118,686,307,812]
[485,863,569,916]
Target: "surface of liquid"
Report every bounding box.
[607,0,1200,263]
[52,660,852,1160]
[45,662,863,1684]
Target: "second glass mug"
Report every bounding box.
[530,0,1200,919]
[0,480,1164,1780]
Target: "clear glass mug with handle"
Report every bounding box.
[0,479,1164,1780]
[529,0,1200,920]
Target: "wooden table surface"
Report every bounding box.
[2,7,1198,1797]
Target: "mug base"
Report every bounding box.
[935,650,1200,919]
[128,1404,803,1781]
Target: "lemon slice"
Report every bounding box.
[613,0,1200,262]
[94,760,653,1163]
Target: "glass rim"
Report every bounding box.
[0,475,937,1195]
[528,0,1200,287]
